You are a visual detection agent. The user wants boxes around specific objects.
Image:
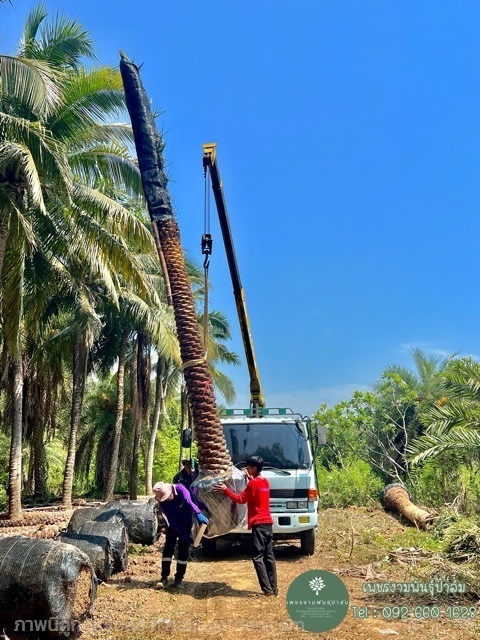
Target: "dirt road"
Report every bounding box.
[78,507,480,640]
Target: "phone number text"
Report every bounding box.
[351,605,477,620]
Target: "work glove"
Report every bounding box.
[196,513,209,525]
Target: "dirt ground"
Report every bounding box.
[73,506,480,640]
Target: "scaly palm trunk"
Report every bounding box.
[380,483,434,530]
[62,330,88,508]
[120,55,231,476]
[104,329,129,501]
[8,357,23,519]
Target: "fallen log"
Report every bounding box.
[58,532,114,583]
[0,536,95,637]
[380,483,435,530]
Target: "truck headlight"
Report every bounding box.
[286,501,297,509]
[296,501,308,510]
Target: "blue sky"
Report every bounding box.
[3,1,480,416]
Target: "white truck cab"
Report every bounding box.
[202,407,325,556]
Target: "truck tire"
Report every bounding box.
[202,537,217,558]
[300,528,316,555]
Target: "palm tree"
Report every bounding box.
[1,5,156,514]
[120,54,231,477]
[373,347,453,479]
[0,47,63,517]
[383,347,452,411]
[408,357,480,464]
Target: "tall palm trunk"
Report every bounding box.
[0,213,10,283]
[104,329,129,501]
[8,356,23,519]
[145,357,166,494]
[120,55,231,476]
[32,419,48,498]
[129,337,141,499]
[129,333,150,498]
[25,373,48,498]
[62,330,88,508]
[0,212,23,519]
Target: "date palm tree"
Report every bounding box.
[120,54,231,476]
[408,357,480,464]
[373,347,453,479]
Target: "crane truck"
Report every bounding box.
[201,143,325,556]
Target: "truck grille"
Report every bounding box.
[270,489,309,499]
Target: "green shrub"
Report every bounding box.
[410,459,480,513]
[46,439,67,496]
[317,459,383,508]
[152,418,183,485]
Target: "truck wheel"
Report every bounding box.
[300,528,316,555]
[202,537,217,558]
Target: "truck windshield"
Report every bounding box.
[223,422,311,469]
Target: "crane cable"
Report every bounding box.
[201,168,213,355]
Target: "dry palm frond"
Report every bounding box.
[387,546,434,565]
[442,517,480,562]
[431,510,460,540]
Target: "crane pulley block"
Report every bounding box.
[201,233,213,256]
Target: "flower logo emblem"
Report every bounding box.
[309,576,325,595]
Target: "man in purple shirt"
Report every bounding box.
[153,481,209,590]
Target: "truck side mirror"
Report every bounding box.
[181,428,192,448]
[316,425,327,446]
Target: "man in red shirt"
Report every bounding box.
[214,455,278,596]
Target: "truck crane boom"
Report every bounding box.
[202,142,265,414]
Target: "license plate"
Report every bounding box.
[298,516,310,523]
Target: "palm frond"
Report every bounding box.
[71,183,154,251]
[24,11,96,69]
[207,365,236,404]
[0,112,73,196]
[19,3,49,57]
[48,67,125,138]
[65,123,135,150]
[409,426,480,464]
[0,141,48,215]
[69,146,143,196]
[0,55,61,116]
